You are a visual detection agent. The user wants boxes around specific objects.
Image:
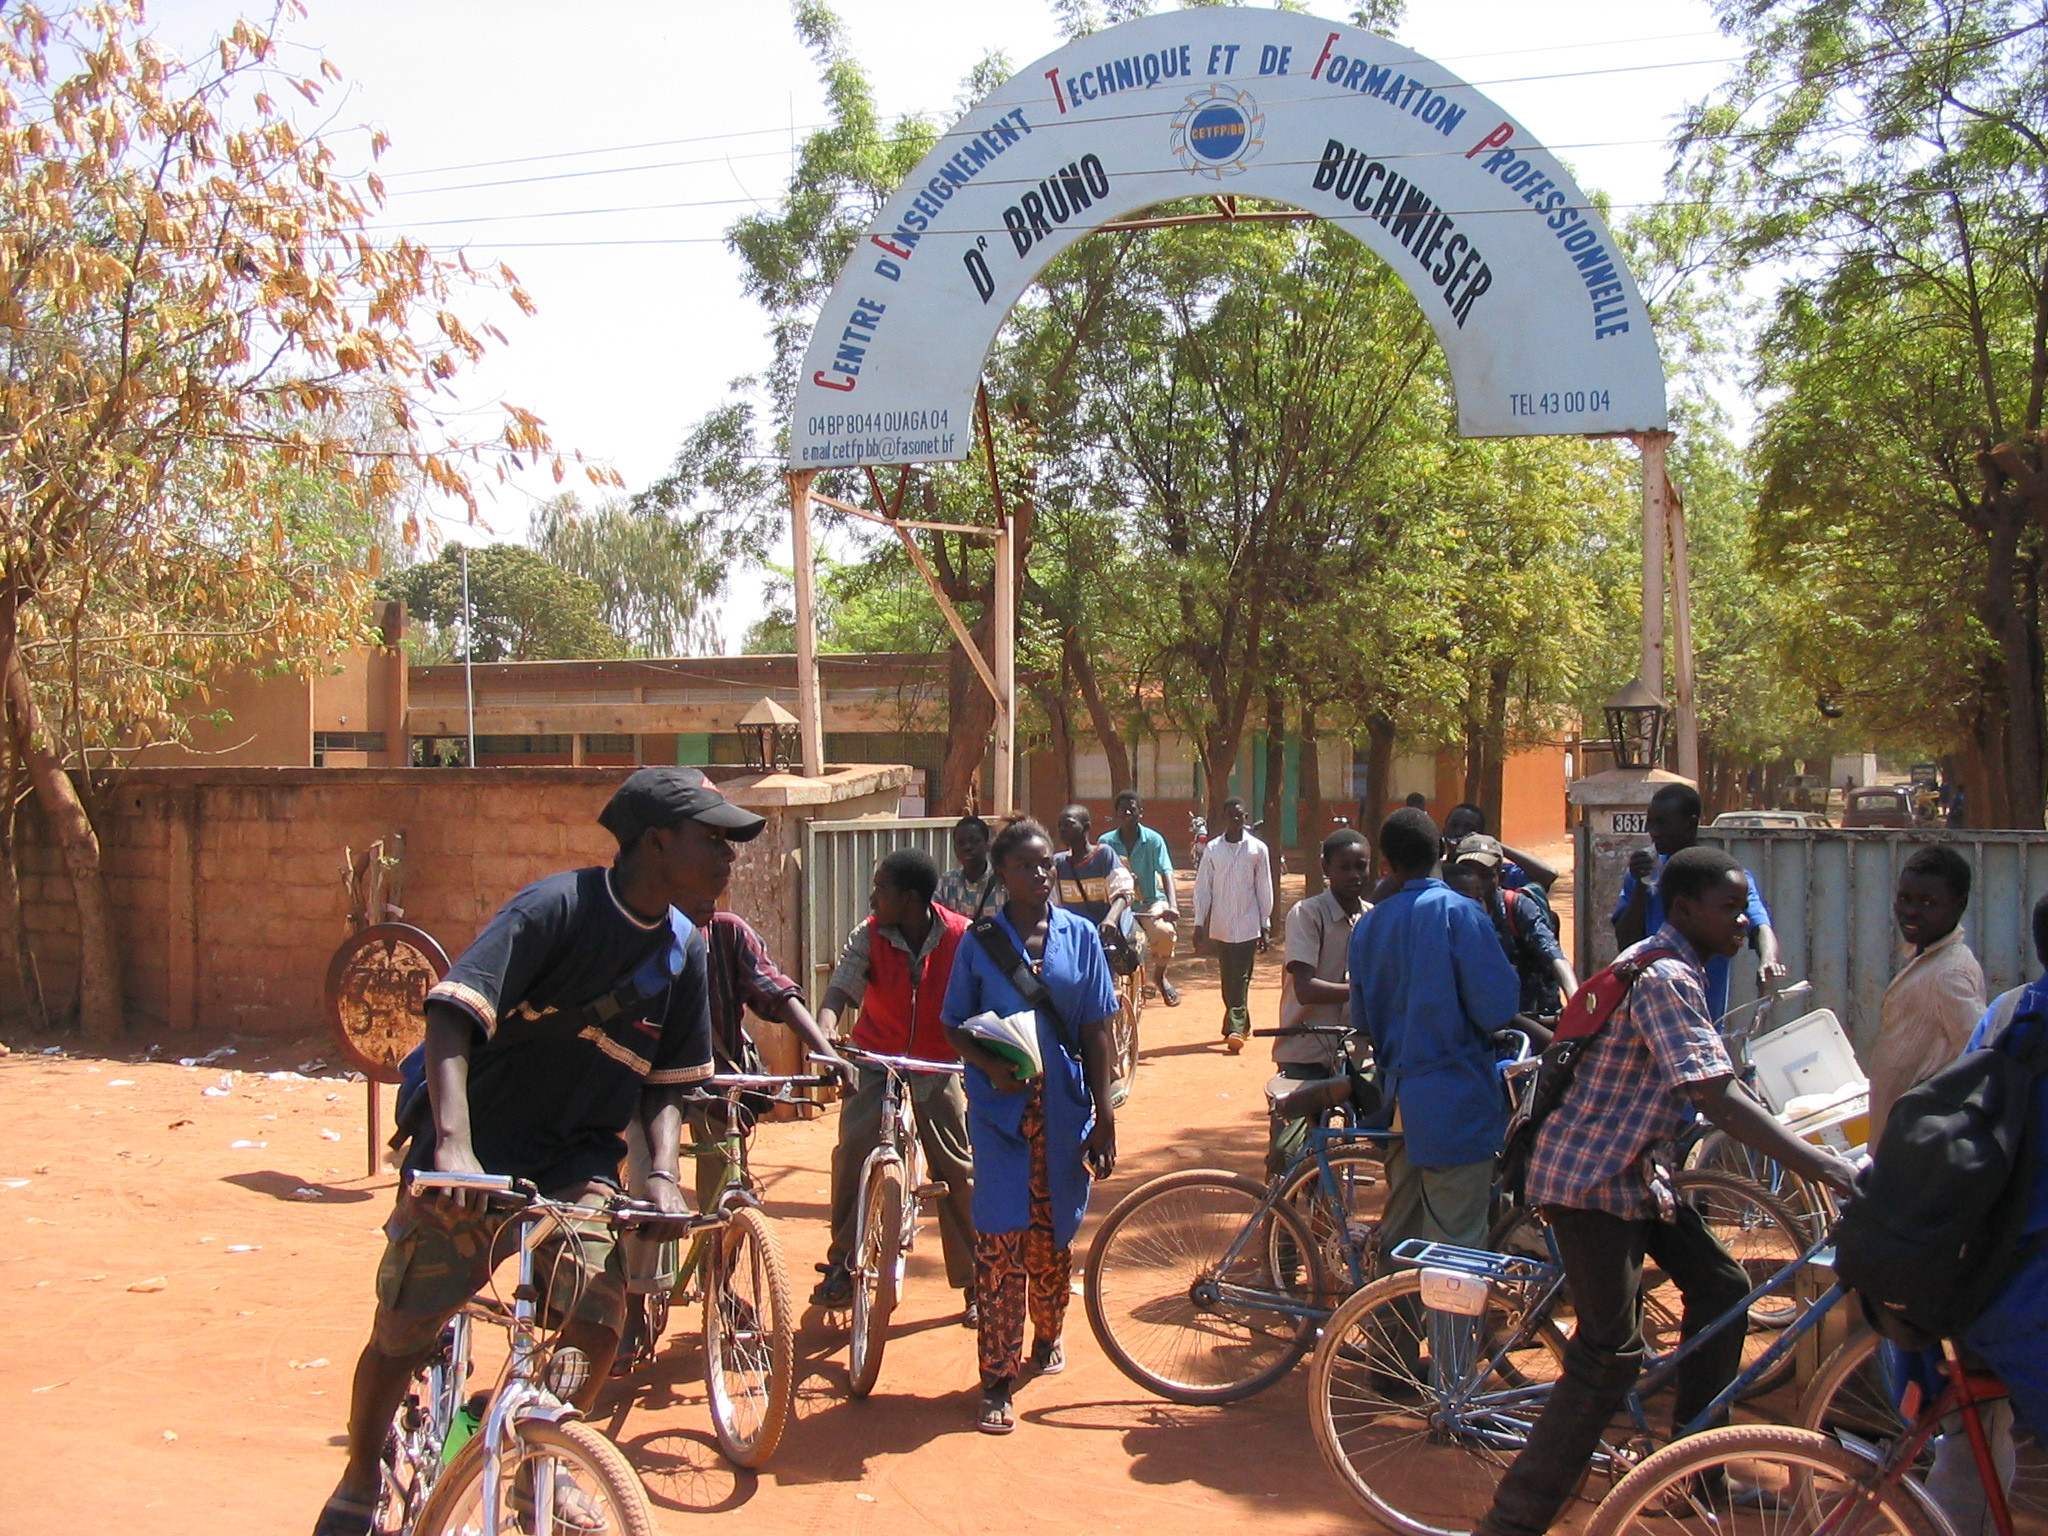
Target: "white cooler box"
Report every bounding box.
[1748,1007,1871,1154]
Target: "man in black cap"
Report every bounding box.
[314,767,759,1536]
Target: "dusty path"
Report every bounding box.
[0,913,1365,1534]
[0,853,1578,1535]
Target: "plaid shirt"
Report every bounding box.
[706,913,803,1072]
[1525,924,1733,1219]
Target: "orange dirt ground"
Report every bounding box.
[0,855,1575,1536]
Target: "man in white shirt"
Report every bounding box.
[1867,844,1987,1131]
[1192,797,1274,1053]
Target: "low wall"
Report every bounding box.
[10,765,906,1038]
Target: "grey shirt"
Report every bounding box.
[1276,887,1366,1070]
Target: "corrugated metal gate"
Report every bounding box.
[801,817,959,997]
[1700,827,2048,1055]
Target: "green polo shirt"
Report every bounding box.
[1102,823,1176,909]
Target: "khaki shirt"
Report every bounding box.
[1867,925,1987,1131]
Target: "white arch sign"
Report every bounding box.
[788,6,1667,469]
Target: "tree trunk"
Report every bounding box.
[1363,710,1398,862]
[1480,658,1512,835]
[1262,686,1287,896]
[1299,700,1324,895]
[1201,713,1252,824]
[0,749,47,1031]
[940,614,1000,815]
[2,638,122,1038]
[1029,677,1077,808]
[1064,629,1132,795]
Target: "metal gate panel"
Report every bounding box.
[801,817,959,996]
[1701,828,2048,1057]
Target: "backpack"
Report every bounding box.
[1832,1004,2048,1349]
[1497,944,1677,1200]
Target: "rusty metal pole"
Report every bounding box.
[977,388,1016,815]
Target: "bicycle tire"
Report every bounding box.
[1665,1168,1809,1396]
[1111,978,1141,1106]
[1083,1168,1325,1404]
[1309,1267,1570,1536]
[847,1157,905,1400]
[1273,1144,1390,1301]
[1801,1326,2048,1523]
[1583,1422,1946,1536]
[1685,1128,1828,1242]
[410,1417,658,1536]
[702,1205,795,1468]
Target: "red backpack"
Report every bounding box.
[1497,945,1677,1199]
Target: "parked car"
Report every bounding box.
[1843,786,1915,828]
[1711,809,1833,829]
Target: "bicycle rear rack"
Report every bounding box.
[1389,1239,1561,1286]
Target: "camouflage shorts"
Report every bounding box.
[371,1179,626,1356]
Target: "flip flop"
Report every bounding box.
[311,1492,378,1536]
[978,1393,1016,1435]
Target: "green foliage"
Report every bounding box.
[382,544,627,663]
[529,493,723,656]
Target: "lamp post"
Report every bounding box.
[738,696,800,772]
[1603,677,1670,772]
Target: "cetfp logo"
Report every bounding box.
[1170,86,1264,180]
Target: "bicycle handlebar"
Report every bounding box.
[816,1047,964,1077]
[1250,1024,1348,1038]
[407,1170,724,1239]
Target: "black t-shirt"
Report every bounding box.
[415,866,714,1188]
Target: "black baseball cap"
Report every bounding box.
[599,767,767,844]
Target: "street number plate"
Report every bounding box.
[1611,812,1648,834]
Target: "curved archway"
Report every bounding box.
[789,6,1665,465]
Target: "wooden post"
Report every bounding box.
[366,1080,380,1178]
[1668,478,1701,783]
[992,511,1016,815]
[788,470,825,777]
[1635,430,1672,723]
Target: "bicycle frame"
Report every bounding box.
[1389,1228,1852,1463]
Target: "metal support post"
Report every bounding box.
[1668,478,1701,782]
[788,470,825,776]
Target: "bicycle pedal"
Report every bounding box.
[913,1181,950,1200]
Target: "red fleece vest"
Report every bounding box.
[851,904,968,1062]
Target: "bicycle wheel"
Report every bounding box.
[847,1157,905,1400]
[1583,1423,1945,1536]
[377,1315,468,1534]
[1686,1129,1828,1242]
[1273,1144,1390,1300]
[702,1205,795,1468]
[411,1417,658,1536]
[1659,1169,1808,1397]
[1083,1169,1324,1404]
[1308,1268,1571,1536]
[1110,978,1141,1106]
[1802,1327,2048,1524]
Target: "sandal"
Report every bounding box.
[978,1389,1016,1435]
[311,1492,378,1536]
[510,1472,608,1532]
[1030,1338,1065,1376]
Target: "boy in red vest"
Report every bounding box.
[811,848,978,1319]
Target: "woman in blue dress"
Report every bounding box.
[942,817,1120,1434]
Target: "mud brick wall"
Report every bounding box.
[9,767,900,1038]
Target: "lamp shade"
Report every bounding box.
[1603,677,1669,771]
[737,696,799,771]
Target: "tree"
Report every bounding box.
[383,545,627,663]
[1677,0,2048,824]
[529,494,723,657]
[0,3,598,1031]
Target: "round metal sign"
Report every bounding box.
[323,922,450,1084]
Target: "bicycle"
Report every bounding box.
[388,1171,698,1536]
[1111,954,1143,1106]
[1082,1032,1536,1405]
[1306,1223,1851,1536]
[1589,1339,2026,1536]
[817,1044,966,1398]
[618,1070,826,1468]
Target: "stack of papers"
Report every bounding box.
[959,1010,1043,1081]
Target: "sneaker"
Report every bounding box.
[809,1264,853,1308]
[1225,1034,1245,1055]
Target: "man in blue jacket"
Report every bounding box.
[1350,806,1523,1254]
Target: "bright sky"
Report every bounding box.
[146,0,1734,648]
